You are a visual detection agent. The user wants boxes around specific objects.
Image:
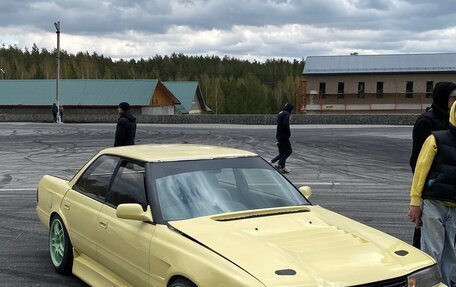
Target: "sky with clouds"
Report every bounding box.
[1,0,456,61]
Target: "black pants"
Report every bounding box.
[413,227,421,249]
[277,138,292,168]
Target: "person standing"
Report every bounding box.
[409,82,456,248]
[59,105,64,123]
[271,103,294,173]
[408,101,456,287]
[51,103,58,122]
[114,102,137,147]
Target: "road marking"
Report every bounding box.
[294,182,410,188]
[294,182,340,186]
[0,188,36,191]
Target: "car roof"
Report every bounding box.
[100,144,258,162]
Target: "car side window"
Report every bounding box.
[107,161,147,210]
[74,155,119,201]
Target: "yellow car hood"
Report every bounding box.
[169,205,435,287]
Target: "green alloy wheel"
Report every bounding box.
[170,278,197,287]
[49,215,73,274]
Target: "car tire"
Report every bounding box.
[169,277,197,287]
[49,214,73,274]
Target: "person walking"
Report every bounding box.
[114,102,137,147]
[409,82,456,248]
[51,103,58,122]
[271,103,294,173]
[408,101,456,287]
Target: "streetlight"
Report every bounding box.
[0,68,5,80]
[54,21,62,123]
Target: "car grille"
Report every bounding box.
[351,276,407,287]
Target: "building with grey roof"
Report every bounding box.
[298,53,456,114]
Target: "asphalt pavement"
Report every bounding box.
[0,122,415,286]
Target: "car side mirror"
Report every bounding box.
[116,204,153,222]
[298,186,312,199]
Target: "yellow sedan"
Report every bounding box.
[36,144,445,286]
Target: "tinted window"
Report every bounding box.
[337,82,344,99]
[406,81,414,98]
[426,81,434,98]
[319,82,326,98]
[107,161,147,210]
[376,81,383,98]
[358,82,365,98]
[74,155,119,200]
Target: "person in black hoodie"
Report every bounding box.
[114,102,137,147]
[271,103,294,173]
[409,81,456,248]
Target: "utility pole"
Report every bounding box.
[54,21,62,123]
[215,81,218,115]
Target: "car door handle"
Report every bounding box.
[63,202,71,210]
[98,220,108,229]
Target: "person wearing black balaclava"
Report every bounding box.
[271,103,294,173]
[114,102,137,147]
[409,81,456,249]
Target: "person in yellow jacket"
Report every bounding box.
[408,101,456,287]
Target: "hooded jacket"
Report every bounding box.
[276,103,294,139]
[409,101,456,207]
[114,110,137,147]
[409,82,456,172]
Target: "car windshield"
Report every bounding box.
[149,156,309,221]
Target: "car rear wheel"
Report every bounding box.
[49,214,73,274]
[169,277,197,287]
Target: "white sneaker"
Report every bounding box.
[281,167,291,173]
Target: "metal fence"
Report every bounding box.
[297,93,432,114]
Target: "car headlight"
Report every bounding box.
[407,264,442,287]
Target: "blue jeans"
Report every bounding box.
[421,199,456,286]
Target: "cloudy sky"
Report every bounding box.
[1,0,456,61]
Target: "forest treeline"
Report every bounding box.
[0,44,304,114]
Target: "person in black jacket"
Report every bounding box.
[408,101,456,286]
[409,81,456,248]
[271,103,294,173]
[51,103,58,122]
[410,82,456,172]
[114,102,137,147]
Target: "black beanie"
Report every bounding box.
[118,102,130,111]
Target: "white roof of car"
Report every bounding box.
[101,144,257,162]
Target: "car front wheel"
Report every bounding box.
[49,214,73,274]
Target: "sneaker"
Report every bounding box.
[281,167,292,173]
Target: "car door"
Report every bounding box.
[62,155,119,259]
[96,160,156,287]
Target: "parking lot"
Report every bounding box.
[0,122,415,286]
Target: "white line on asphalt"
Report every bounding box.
[294,182,410,187]
[294,182,340,186]
[0,188,36,191]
